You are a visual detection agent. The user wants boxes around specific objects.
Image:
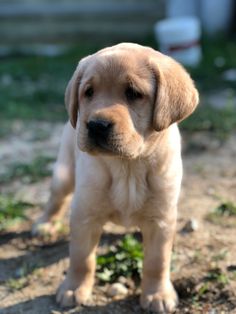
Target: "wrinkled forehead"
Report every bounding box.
[81,49,152,85]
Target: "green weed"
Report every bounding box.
[197,282,210,297]
[192,268,229,305]
[205,268,229,285]
[6,277,29,291]
[0,156,55,184]
[0,195,32,231]
[214,202,236,216]
[206,201,236,227]
[180,105,236,138]
[97,234,143,283]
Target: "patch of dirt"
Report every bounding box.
[0,122,236,313]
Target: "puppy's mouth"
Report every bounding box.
[87,136,124,156]
[81,136,142,160]
[91,137,113,153]
[79,119,142,159]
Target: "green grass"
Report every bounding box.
[180,104,236,137]
[213,201,236,216]
[6,277,29,291]
[205,267,229,285]
[192,267,230,305]
[1,38,236,135]
[0,156,55,184]
[206,201,236,227]
[189,36,236,92]
[208,201,236,218]
[0,195,33,231]
[97,234,143,283]
[0,44,100,122]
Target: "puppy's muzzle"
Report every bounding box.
[87,119,113,148]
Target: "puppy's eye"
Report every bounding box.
[125,86,143,102]
[84,87,94,98]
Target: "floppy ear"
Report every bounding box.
[65,57,88,128]
[65,67,80,128]
[150,54,199,131]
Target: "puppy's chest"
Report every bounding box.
[110,163,148,215]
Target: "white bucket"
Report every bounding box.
[154,17,201,67]
[166,0,198,18]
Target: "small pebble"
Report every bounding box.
[118,276,127,285]
[118,276,135,289]
[107,282,128,297]
[182,218,199,233]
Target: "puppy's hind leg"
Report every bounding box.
[32,122,76,236]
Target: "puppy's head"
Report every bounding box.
[65,43,198,158]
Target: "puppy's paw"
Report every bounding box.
[32,215,67,239]
[140,283,178,313]
[32,219,53,237]
[56,277,92,308]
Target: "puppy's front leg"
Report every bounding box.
[57,208,103,307]
[140,210,178,313]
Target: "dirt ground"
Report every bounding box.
[0,121,236,314]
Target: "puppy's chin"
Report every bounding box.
[78,139,143,160]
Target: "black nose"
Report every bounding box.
[87,119,113,142]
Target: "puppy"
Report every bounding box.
[34,43,198,313]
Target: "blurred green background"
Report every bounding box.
[1,36,236,137]
[0,0,236,136]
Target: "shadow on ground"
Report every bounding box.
[1,294,145,314]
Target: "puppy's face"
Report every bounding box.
[66,43,199,158]
[77,50,155,158]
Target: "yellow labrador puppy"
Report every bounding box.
[34,43,198,313]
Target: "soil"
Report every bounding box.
[0,121,236,314]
